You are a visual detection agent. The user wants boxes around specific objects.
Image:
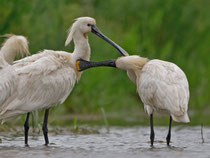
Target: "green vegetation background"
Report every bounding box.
[0,0,210,127]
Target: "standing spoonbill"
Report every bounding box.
[0,17,128,146]
[76,55,190,146]
[0,34,29,107]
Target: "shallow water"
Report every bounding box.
[0,126,210,158]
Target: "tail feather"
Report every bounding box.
[0,110,23,122]
[171,113,190,123]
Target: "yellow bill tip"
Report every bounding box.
[76,61,80,71]
[125,53,129,56]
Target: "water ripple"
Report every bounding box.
[0,126,210,158]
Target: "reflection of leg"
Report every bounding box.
[150,114,155,147]
[42,108,50,145]
[166,116,172,146]
[24,112,30,146]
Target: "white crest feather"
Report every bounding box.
[65,19,78,46]
[0,34,30,64]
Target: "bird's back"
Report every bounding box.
[0,50,77,120]
[139,59,190,122]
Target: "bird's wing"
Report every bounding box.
[0,50,77,119]
[0,64,17,105]
[139,60,189,116]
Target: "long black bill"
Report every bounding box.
[76,59,116,72]
[91,25,129,56]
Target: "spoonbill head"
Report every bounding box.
[65,17,96,46]
[65,17,129,56]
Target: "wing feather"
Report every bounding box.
[0,50,77,119]
[0,64,17,105]
[139,59,189,116]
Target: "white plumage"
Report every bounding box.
[0,50,77,119]
[0,62,17,106]
[77,55,190,125]
[0,35,29,108]
[0,17,96,121]
[115,56,190,123]
[115,55,190,146]
[0,17,112,146]
[0,16,128,146]
[139,59,190,123]
[76,42,190,146]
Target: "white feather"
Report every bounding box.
[0,50,77,119]
[65,22,76,46]
[0,17,97,121]
[0,35,29,64]
[0,35,29,111]
[65,17,96,46]
[0,64,17,106]
[139,59,190,122]
[116,56,190,123]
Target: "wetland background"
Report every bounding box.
[0,0,210,130]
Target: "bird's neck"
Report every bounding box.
[72,31,90,62]
[71,31,91,82]
[116,56,149,84]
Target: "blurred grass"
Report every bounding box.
[0,0,210,127]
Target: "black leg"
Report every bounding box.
[42,108,50,145]
[24,112,30,146]
[166,116,172,146]
[150,114,155,147]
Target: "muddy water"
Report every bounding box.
[0,126,209,158]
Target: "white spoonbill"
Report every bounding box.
[0,17,128,146]
[0,34,29,107]
[76,55,190,146]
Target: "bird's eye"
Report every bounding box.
[87,24,91,27]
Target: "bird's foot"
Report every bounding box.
[25,144,29,147]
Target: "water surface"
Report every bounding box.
[0,126,209,158]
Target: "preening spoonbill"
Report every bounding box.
[0,34,29,107]
[0,17,128,146]
[77,55,190,146]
